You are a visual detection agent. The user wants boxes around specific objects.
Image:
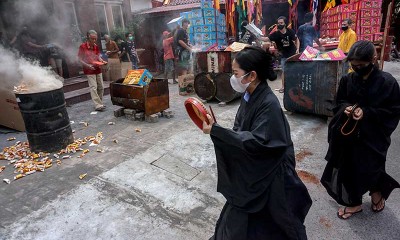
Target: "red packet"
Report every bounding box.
[299,46,320,61]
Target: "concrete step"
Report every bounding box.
[63,76,89,93]
[64,82,110,106]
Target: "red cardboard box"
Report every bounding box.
[360,18,372,26]
[338,4,354,12]
[371,0,382,8]
[371,9,381,17]
[371,17,381,26]
[360,26,373,35]
[373,32,384,42]
[372,26,381,34]
[360,0,382,9]
[360,34,373,41]
[332,13,338,22]
[360,0,374,9]
[360,9,372,17]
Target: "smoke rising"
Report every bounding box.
[1,0,83,62]
[0,45,63,94]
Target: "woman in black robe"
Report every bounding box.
[321,40,400,219]
[202,46,312,240]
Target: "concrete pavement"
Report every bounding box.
[0,62,399,239]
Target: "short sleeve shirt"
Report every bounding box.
[269,29,297,58]
[297,23,317,52]
[176,28,188,47]
[78,42,101,75]
[118,41,129,62]
[163,37,174,60]
[105,40,119,59]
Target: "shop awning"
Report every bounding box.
[137,3,201,15]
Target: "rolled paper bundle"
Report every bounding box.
[92,61,106,66]
[184,97,211,130]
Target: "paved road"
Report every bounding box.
[0,62,399,239]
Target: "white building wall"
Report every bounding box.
[130,0,152,12]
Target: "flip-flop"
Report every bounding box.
[337,207,363,220]
[371,197,386,213]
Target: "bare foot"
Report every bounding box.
[371,192,385,212]
[337,205,362,220]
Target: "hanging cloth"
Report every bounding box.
[323,0,336,12]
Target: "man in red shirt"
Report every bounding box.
[78,30,107,111]
[162,31,176,83]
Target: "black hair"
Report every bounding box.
[241,20,248,28]
[347,40,375,62]
[182,18,190,24]
[304,12,313,23]
[277,16,287,24]
[343,18,353,25]
[234,46,277,81]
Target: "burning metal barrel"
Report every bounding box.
[15,87,74,152]
[193,51,240,103]
[194,72,217,101]
[214,73,241,103]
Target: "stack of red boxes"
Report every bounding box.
[357,0,384,41]
[319,0,384,42]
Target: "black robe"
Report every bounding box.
[321,67,400,207]
[210,81,312,240]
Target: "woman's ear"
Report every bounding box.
[249,71,257,82]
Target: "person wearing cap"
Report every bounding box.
[162,31,176,83]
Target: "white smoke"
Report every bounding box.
[2,0,82,63]
[0,46,63,94]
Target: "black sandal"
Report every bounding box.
[371,197,386,213]
[337,207,363,220]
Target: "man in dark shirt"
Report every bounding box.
[175,18,192,76]
[297,12,324,52]
[265,16,299,93]
[115,36,129,62]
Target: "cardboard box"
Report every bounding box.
[203,8,218,17]
[204,17,216,25]
[109,60,131,82]
[360,18,372,26]
[371,17,381,26]
[374,32,384,42]
[178,74,194,96]
[122,69,153,86]
[341,4,354,11]
[201,0,213,8]
[101,64,110,81]
[191,9,203,18]
[194,32,216,40]
[360,26,372,35]
[360,0,382,9]
[0,89,26,131]
[190,17,204,26]
[360,34,374,41]
[360,8,380,18]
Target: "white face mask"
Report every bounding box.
[230,73,250,93]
